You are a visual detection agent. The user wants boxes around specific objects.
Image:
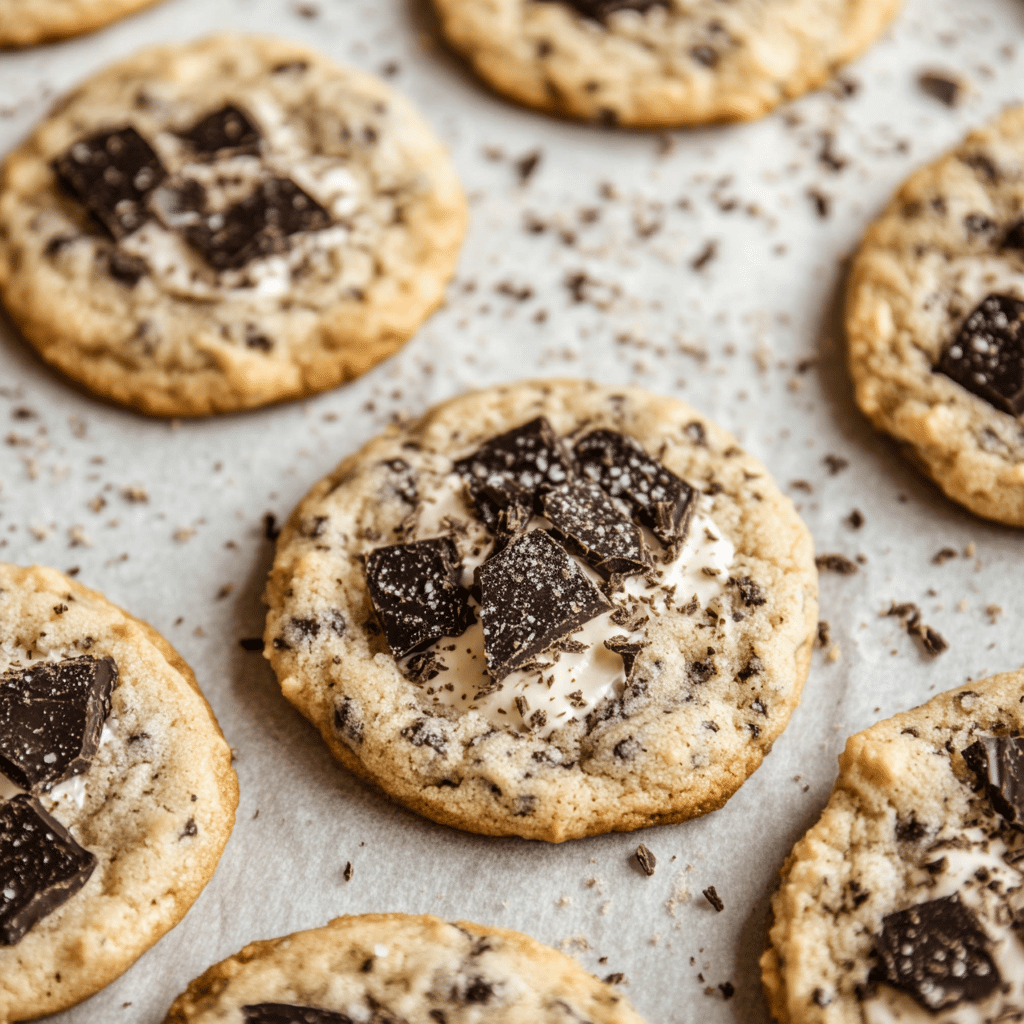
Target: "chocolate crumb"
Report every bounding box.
[343,861,353,881]
[635,844,656,876]
[515,149,542,184]
[815,554,858,575]
[847,509,864,529]
[919,71,964,107]
[823,455,849,475]
[933,547,958,565]
[719,982,735,1000]
[691,240,718,271]
[702,886,724,912]
[264,513,280,541]
[909,621,948,657]
[817,620,831,647]
[604,972,625,985]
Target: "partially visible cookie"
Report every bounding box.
[0,0,162,48]
[430,0,901,127]
[848,107,1024,525]
[0,563,238,1021]
[762,670,1024,1024]
[162,913,647,1023]
[0,35,466,416]
[264,379,818,842]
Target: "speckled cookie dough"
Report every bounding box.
[847,106,1024,525]
[162,913,648,1024]
[0,563,238,1022]
[429,0,902,127]
[761,670,1024,1024]
[0,34,466,416]
[0,0,162,48]
[264,380,818,842]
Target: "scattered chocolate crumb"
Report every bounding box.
[264,513,280,541]
[719,982,735,999]
[932,547,957,565]
[815,554,858,575]
[817,620,831,647]
[823,455,849,475]
[121,484,148,503]
[515,149,542,184]
[807,187,831,218]
[691,240,718,271]
[635,844,656,876]
[702,886,724,912]
[919,71,964,107]
[604,973,625,985]
[986,604,1003,623]
[909,621,948,656]
[343,861,353,881]
[239,637,263,651]
[846,509,864,529]
[216,583,234,600]
[790,480,813,493]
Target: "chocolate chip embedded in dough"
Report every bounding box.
[541,478,650,578]
[0,655,116,791]
[962,735,1024,828]
[53,127,167,240]
[365,538,473,659]
[536,0,665,22]
[475,530,610,682]
[872,895,1000,1011]
[936,294,1024,415]
[0,794,97,946]
[574,429,695,547]
[179,104,261,156]
[242,1005,353,1024]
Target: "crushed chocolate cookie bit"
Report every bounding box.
[815,554,858,575]
[962,735,1024,828]
[635,844,656,876]
[241,1005,351,1024]
[343,861,353,882]
[702,886,724,912]
[918,71,964,107]
[909,621,948,656]
[179,104,261,156]
[728,576,766,607]
[604,972,625,985]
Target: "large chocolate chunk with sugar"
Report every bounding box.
[365,538,473,659]
[537,0,665,22]
[541,478,649,578]
[243,1005,352,1024]
[475,530,610,682]
[963,735,1024,828]
[0,794,96,945]
[937,294,1024,415]
[0,656,116,791]
[182,176,331,270]
[180,104,261,156]
[53,127,167,239]
[873,895,1000,1010]
[574,429,695,547]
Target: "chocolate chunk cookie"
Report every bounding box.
[162,913,647,1024]
[0,35,466,416]
[762,670,1024,1024]
[264,380,817,842]
[847,107,1024,525]
[429,0,901,127]
[0,563,238,1020]
[0,0,162,48]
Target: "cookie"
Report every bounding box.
[264,379,818,842]
[761,670,1024,1024]
[429,0,902,127]
[0,563,238,1021]
[162,912,647,1023]
[0,35,466,417]
[0,0,162,48]
[847,107,1024,526]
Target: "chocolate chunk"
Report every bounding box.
[963,735,1024,828]
[538,0,665,22]
[937,294,1024,414]
[475,531,610,682]
[180,104,261,156]
[574,429,695,547]
[873,895,999,1010]
[242,1006,352,1024]
[918,72,963,107]
[53,127,167,239]
[365,538,473,659]
[182,177,331,270]
[0,794,96,945]
[0,655,116,791]
[635,843,656,876]
[468,479,534,546]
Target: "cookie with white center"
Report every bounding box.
[428,0,901,127]
[847,107,1024,525]
[0,0,162,48]
[762,670,1024,1024]
[0,563,237,1020]
[161,913,647,1024]
[264,380,817,841]
[0,35,466,416]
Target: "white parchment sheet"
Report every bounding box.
[1,0,1023,1020]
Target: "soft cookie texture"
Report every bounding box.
[848,107,1024,525]
[430,0,901,127]
[762,670,1024,1024]
[0,563,238,1022]
[162,913,648,1023]
[0,0,162,48]
[264,380,818,842]
[0,35,466,416]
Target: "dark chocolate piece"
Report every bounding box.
[365,538,473,659]
[873,895,999,1010]
[962,735,1024,828]
[574,429,695,547]
[0,655,116,791]
[702,885,724,912]
[476,530,609,682]
[936,294,1024,415]
[541,478,649,578]
[537,0,665,23]
[242,1005,352,1024]
[180,104,261,156]
[0,794,97,945]
[182,177,331,270]
[469,479,534,546]
[53,127,167,239]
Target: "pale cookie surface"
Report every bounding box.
[848,106,1024,525]
[0,0,161,48]
[0,563,238,1022]
[162,912,648,1024]
[0,35,466,416]
[762,670,1024,1024]
[264,380,818,842]
[430,0,901,127]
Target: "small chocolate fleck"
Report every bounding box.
[719,982,735,999]
[815,554,858,575]
[239,637,264,652]
[823,455,849,475]
[702,886,724,912]
[918,72,963,107]
[635,844,656,876]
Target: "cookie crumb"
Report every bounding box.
[635,844,657,876]
[918,71,964,107]
[932,547,957,564]
[719,982,735,999]
[815,553,858,574]
[702,886,724,912]
[343,861,353,882]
